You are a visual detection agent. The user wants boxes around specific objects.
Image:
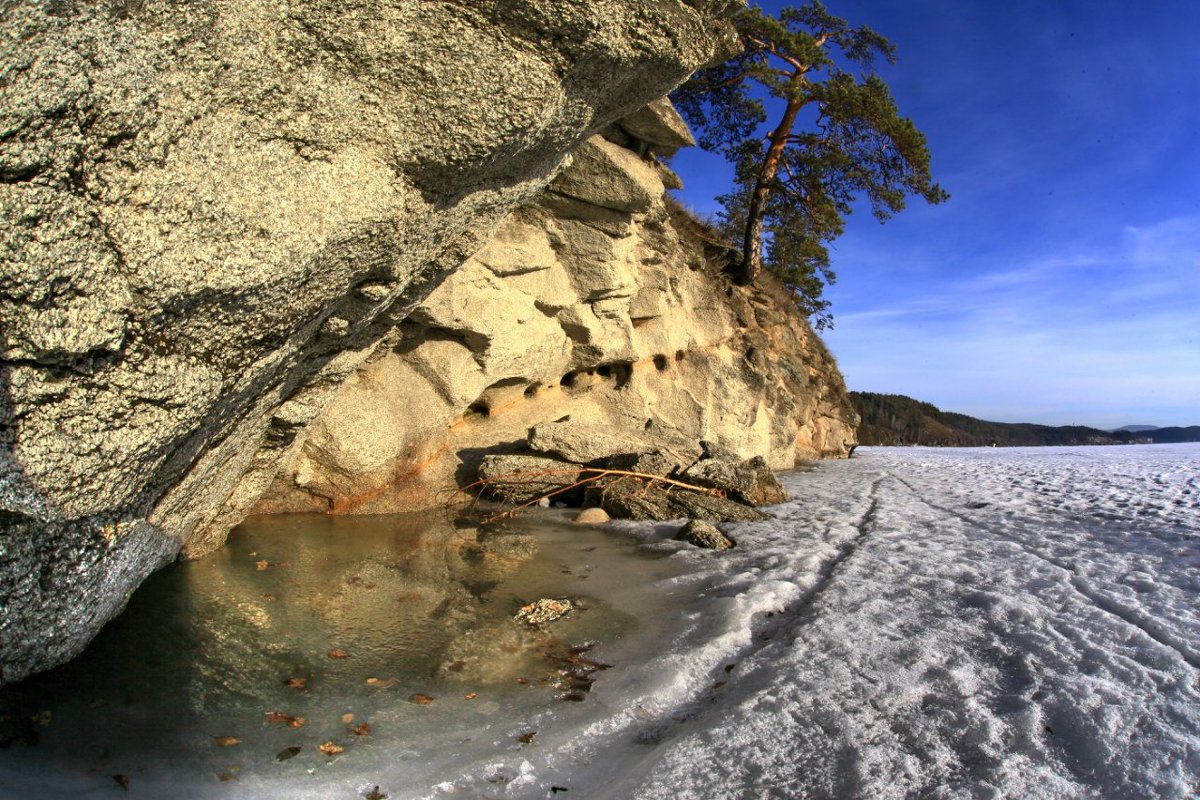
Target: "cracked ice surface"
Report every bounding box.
[452,444,1200,799]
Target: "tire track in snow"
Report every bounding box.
[624,475,891,743]
[886,473,1200,672]
[785,474,888,621]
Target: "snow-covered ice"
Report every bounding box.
[1,444,1197,799]
[447,444,1200,799]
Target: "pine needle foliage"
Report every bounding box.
[672,1,948,329]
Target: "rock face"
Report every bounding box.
[253,119,859,521]
[0,0,739,684]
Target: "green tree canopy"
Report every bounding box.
[672,1,948,329]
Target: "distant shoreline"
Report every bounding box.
[849,391,1200,448]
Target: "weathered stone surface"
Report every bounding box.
[683,455,789,506]
[476,454,585,505]
[618,97,696,155]
[675,519,733,550]
[529,420,702,467]
[574,507,611,525]
[0,0,738,684]
[258,103,860,527]
[549,137,663,213]
[602,451,685,479]
[586,477,768,523]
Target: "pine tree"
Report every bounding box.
[672,2,948,328]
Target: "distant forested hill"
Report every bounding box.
[850,392,1156,447]
[1142,426,1200,443]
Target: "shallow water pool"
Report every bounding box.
[0,509,693,799]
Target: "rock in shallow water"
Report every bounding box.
[574,507,611,525]
[674,520,734,551]
[515,598,573,626]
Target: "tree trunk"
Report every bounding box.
[738,95,804,285]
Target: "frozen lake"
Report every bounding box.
[2,444,1198,798]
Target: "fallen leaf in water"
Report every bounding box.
[366,677,396,688]
[219,773,236,783]
[288,716,306,729]
[561,692,585,702]
[365,786,388,800]
[551,787,570,794]
[464,692,477,700]
[285,677,307,690]
[318,740,343,756]
[255,560,269,571]
[341,713,355,724]
[213,736,241,747]
[328,648,349,659]
[276,746,302,761]
[265,711,290,724]
[515,677,529,685]
[113,774,130,790]
[446,660,467,672]
[350,723,372,736]
[517,731,536,744]
[410,694,434,705]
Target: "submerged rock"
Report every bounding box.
[515,598,573,626]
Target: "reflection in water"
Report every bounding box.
[0,510,681,798]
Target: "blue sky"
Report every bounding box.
[671,0,1200,428]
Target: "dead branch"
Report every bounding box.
[450,467,726,525]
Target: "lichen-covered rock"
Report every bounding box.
[476,454,586,505]
[586,477,768,523]
[528,420,702,467]
[0,0,738,684]
[602,451,686,479]
[683,455,789,506]
[675,520,734,550]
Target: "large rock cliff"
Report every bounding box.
[0,0,739,684]
[248,122,858,521]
